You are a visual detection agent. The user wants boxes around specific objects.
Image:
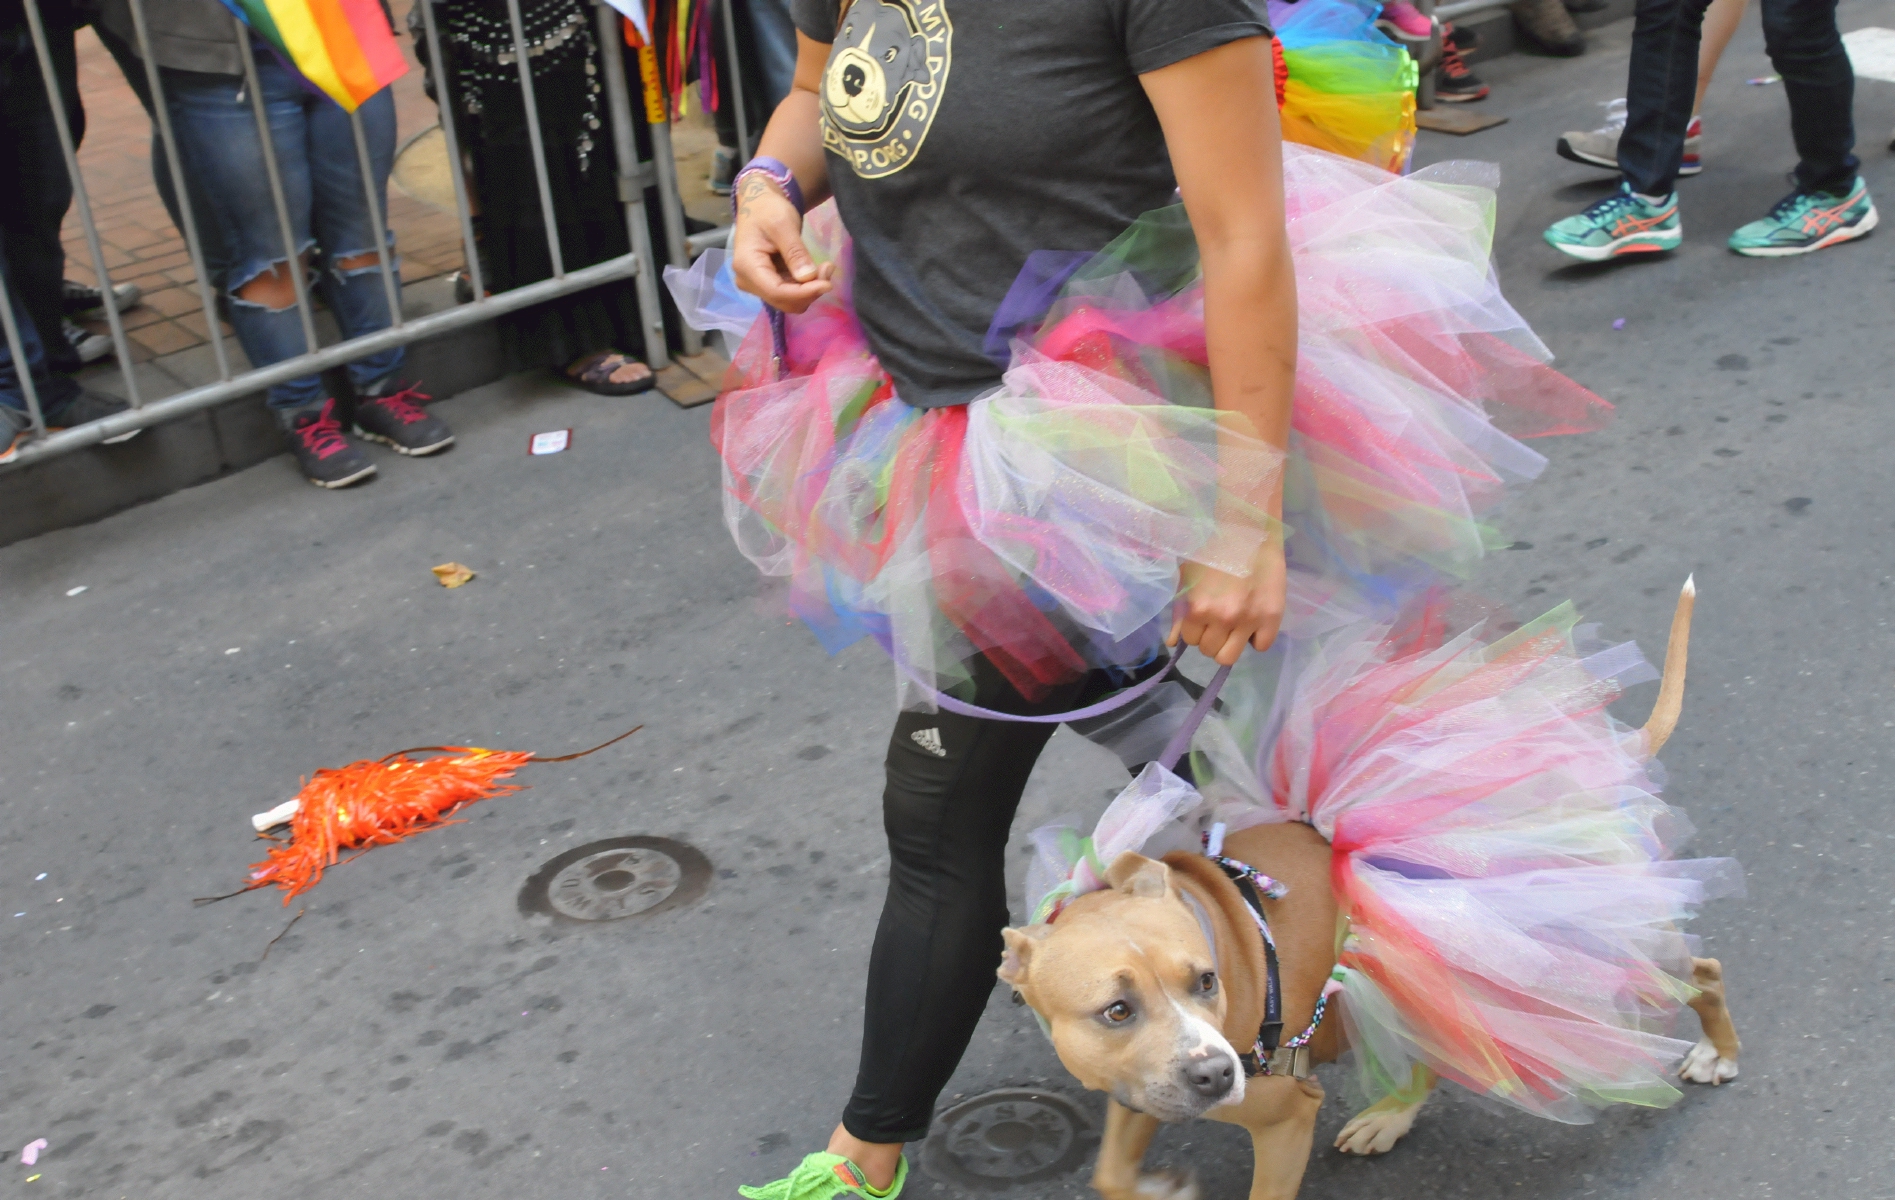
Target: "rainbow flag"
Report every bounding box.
[216,0,408,112]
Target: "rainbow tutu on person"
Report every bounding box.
[671,145,1608,707]
[656,0,1443,713]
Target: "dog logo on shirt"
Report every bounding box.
[821,0,952,179]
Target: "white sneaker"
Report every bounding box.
[61,319,113,364]
[1557,99,1703,176]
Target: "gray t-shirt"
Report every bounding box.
[790,0,1270,407]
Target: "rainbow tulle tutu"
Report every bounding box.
[675,145,1608,706]
[668,141,1737,1127]
[1274,0,1419,172]
[1186,601,1743,1121]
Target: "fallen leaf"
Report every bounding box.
[432,562,476,589]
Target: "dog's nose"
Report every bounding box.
[1185,1052,1235,1100]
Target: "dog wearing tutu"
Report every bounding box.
[1000,580,1742,1200]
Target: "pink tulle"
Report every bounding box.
[1255,606,1740,1120]
[701,148,1614,706]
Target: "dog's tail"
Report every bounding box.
[1641,576,1696,757]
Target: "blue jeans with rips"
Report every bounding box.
[164,49,403,418]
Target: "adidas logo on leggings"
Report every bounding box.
[911,727,947,758]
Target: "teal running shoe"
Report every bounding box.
[739,1152,907,1200]
[1545,184,1682,261]
[1728,178,1878,257]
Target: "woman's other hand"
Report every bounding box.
[731,174,835,314]
[1168,538,1286,664]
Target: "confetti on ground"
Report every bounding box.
[1747,75,1780,84]
[64,586,86,597]
[1612,318,1625,330]
[35,873,45,881]
[20,1140,47,1166]
[431,562,476,588]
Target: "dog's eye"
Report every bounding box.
[883,47,897,61]
[1198,972,1217,994]
[1102,1001,1134,1024]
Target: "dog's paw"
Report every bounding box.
[1131,1169,1199,1200]
[1680,1037,1738,1085]
[1333,1101,1423,1156]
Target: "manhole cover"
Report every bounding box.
[518,837,711,922]
[922,1089,1094,1190]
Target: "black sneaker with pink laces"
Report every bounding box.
[352,380,454,456]
[285,398,377,489]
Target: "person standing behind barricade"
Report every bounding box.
[96,0,454,489]
[410,0,659,398]
[2,0,135,460]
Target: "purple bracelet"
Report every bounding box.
[731,156,805,216]
[731,157,804,378]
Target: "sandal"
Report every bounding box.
[564,351,656,396]
[738,1151,907,1200]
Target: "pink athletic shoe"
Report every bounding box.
[1377,1,1434,41]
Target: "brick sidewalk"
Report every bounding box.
[59,1,465,365]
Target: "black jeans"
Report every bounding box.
[0,27,80,411]
[1618,0,1856,197]
[841,653,1173,1143]
[0,25,81,379]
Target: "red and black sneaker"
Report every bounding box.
[1436,24,1489,103]
[287,398,377,489]
[352,381,454,457]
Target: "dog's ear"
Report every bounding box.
[998,924,1049,986]
[1106,851,1170,899]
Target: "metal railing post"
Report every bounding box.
[348,108,404,326]
[233,18,321,356]
[0,283,50,437]
[593,2,670,370]
[3,254,644,468]
[128,0,231,380]
[644,97,700,356]
[22,0,141,405]
[415,0,486,302]
[503,0,567,278]
[719,0,753,161]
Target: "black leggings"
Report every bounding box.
[841,656,1162,1143]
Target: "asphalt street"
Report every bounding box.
[3,5,1893,1198]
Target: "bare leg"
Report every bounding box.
[1334,1065,1436,1155]
[1693,0,1749,114]
[827,1126,903,1191]
[1680,956,1741,1084]
[234,253,313,311]
[1091,1100,1196,1200]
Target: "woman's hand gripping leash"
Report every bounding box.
[731,172,834,314]
[1169,536,1288,665]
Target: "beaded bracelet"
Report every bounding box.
[730,156,805,218]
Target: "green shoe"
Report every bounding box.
[738,1151,908,1200]
[1544,183,1682,261]
[1728,178,1878,257]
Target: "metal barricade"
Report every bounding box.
[2,0,675,470]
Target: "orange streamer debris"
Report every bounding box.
[247,749,533,902]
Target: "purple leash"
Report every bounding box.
[906,648,1236,774]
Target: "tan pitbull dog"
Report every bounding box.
[999,583,1742,1200]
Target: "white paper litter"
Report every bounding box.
[1844,27,1895,82]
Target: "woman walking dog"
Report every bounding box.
[702,0,1611,1194]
